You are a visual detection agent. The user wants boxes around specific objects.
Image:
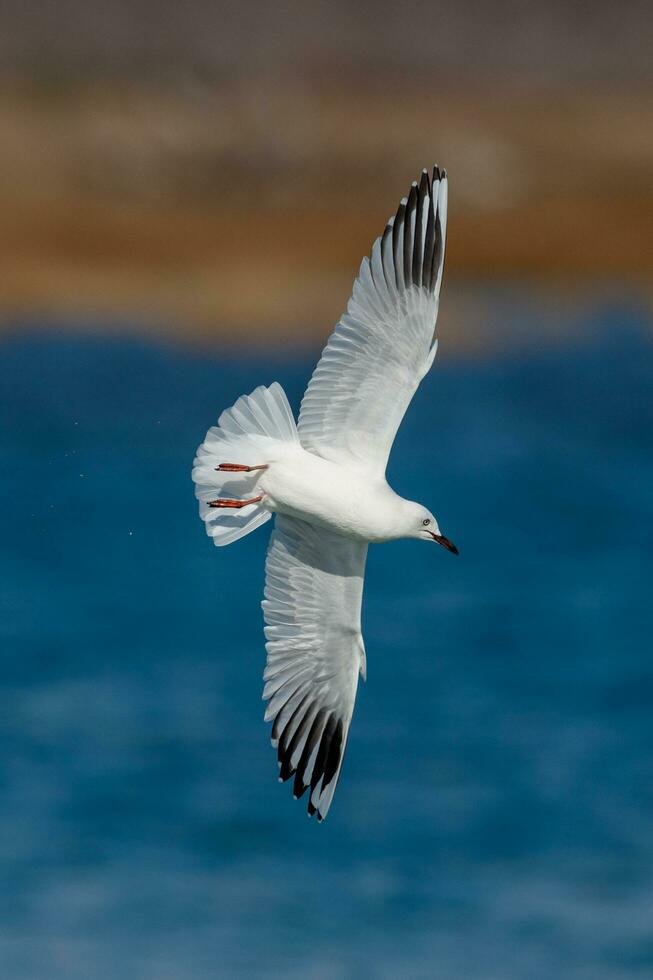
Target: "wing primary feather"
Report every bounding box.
[280,704,318,780]
[413,170,430,287]
[403,183,418,287]
[293,709,327,798]
[293,776,309,800]
[429,184,443,293]
[275,691,311,757]
[434,209,444,290]
[279,753,295,782]
[310,713,338,791]
[392,199,406,291]
[380,222,394,293]
[279,691,311,762]
[423,180,437,291]
[323,717,344,787]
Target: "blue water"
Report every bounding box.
[1,312,652,979]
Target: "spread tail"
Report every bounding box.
[192,382,297,546]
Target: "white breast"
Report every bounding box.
[260,445,397,542]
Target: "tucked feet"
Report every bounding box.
[208,494,264,509]
[215,463,268,472]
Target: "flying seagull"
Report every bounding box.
[192,166,456,821]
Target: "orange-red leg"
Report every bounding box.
[208,494,264,509]
[215,463,268,472]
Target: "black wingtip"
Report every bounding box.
[403,182,418,286]
[293,770,309,800]
[279,757,295,782]
[389,166,448,297]
[392,199,406,289]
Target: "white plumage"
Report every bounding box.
[192,167,457,821]
[299,170,446,474]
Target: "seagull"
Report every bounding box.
[192,166,456,821]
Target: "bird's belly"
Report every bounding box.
[260,447,383,540]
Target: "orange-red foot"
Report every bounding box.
[208,494,264,509]
[215,463,268,472]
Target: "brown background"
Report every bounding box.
[1,0,651,349]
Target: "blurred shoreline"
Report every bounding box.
[3,285,650,362]
[1,75,651,350]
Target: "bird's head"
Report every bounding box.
[404,501,458,554]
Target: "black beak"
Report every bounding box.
[430,532,459,555]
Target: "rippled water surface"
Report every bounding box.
[1,312,652,978]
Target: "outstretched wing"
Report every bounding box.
[262,515,367,821]
[298,166,447,476]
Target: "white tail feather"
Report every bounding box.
[192,383,298,547]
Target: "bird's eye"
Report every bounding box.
[422,518,430,526]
